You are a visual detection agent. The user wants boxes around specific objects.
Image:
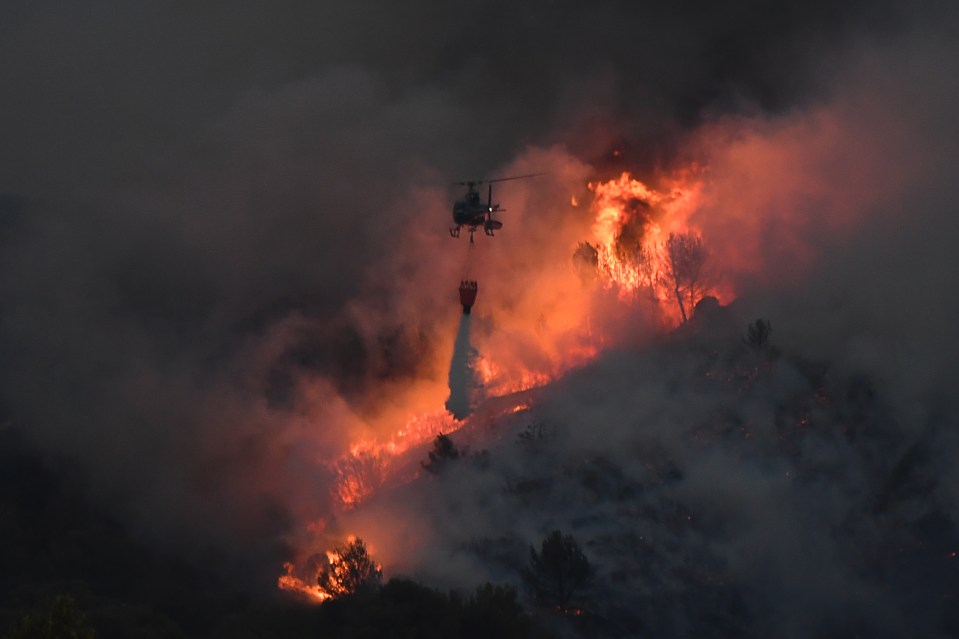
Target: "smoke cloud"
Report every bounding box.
[2,2,958,634]
[328,13,959,638]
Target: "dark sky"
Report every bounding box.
[1,1,958,609]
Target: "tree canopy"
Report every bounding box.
[664,232,709,323]
[524,530,592,611]
[317,579,546,639]
[421,433,462,475]
[319,538,382,598]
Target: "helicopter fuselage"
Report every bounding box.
[449,177,532,243]
[452,200,490,227]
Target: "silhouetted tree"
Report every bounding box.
[572,242,600,284]
[9,595,96,639]
[316,579,543,638]
[461,583,532,639]
[524,530,592,611]
[743,319,772,351]
[421,433,462,475]
[318,538,382,597]
[517,421,552,446]
[664,232,708,323]
[469,449,491,470]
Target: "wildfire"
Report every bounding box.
[587,170,718,314]
[330,451,388,509]
[474,354,551,396]
[280,410,458,604]
[278,561,331,602]
[475,337,600,398]
[332,410,456,509]
[280,164,728,603]
[278,536,382,602]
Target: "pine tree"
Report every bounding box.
[523,530,592,611]
[421,433,462,475]
[318,538,382,597]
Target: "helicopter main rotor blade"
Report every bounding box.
[484,172,547,184]
[453,173,546,187]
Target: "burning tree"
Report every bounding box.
[664,231,709,323]
[524,530,592,612]
[318,538,382,598]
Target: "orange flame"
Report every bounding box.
[331,410,456,509]
[474,354,554,396]
[277,561,331,602]
[587,171,715,311]
[279,535,384,604]
[280,164,728,599]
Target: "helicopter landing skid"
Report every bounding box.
[484,220,502,237]
[450,225,476,245]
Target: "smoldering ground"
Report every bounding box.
[1,1,958,635]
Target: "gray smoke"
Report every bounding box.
[334,23,959,638]
[1,0,957,618]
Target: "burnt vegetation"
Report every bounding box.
[4,310,958,638]
[456,308,959,637]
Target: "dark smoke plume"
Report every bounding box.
[1,5,958,637]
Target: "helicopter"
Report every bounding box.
[449,173,542,244]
